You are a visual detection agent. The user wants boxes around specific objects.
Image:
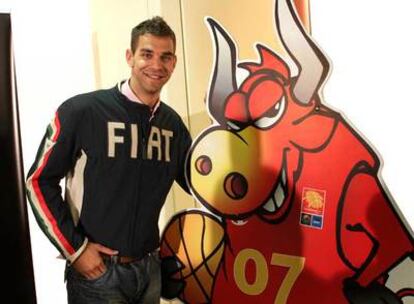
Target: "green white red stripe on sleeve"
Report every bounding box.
[26,112,77,259]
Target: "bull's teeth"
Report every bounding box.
[274,183,285,208]
[262,197,277,212]
[275,102,281,110]
[262,167,287,213]
[231,219,248,226]
[281,168,287,186]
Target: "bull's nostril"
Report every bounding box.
[224,172,248,200]
[195,155,212,175]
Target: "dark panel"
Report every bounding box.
[0,13,37,303]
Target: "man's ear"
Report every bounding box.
[126,49,134,67]
[172,54,177,69]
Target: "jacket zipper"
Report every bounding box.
[130,114,151,254]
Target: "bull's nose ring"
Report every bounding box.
[195,155,212,175]
[224,172,248,200]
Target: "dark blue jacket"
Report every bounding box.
[26,84,191,262]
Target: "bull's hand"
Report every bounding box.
[161,256,185,299]
[343,278,403,304]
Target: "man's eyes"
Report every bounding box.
[139,52,174,62]
[161,55,173,62]
[141,52,152,59]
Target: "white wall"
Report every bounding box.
[0,1,11,12]
[12,1,94,303]
[311,0,414,304]
[8,0,414,303]
[312,5,414,300]
[311,0,414,233]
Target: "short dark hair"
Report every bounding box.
[130,16,176,53]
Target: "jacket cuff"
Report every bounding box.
[67,237,88,264]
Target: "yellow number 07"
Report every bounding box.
[233,249,305,304]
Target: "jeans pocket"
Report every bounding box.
[69,262,112,284]
[83,267,110,283]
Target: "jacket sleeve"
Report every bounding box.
[26,100,87,263]
[175,119,192,194]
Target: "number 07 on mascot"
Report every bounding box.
[160,0,414,303]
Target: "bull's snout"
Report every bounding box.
[196,154,248,200]
[189,127,277,216]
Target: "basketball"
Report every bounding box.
[160,210,225,303]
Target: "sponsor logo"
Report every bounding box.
[300,188,326,229]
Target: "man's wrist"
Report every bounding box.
[68,237,88,265]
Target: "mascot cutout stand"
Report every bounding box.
[160,0,414,303]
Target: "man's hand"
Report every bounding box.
[72,242,118,280]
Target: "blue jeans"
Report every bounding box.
[66,251,161,304]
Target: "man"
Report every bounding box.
[26,16,191,303]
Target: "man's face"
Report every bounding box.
[127,33,176,98]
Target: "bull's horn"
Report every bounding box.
[276,0,330,104]
[206,17,237,124]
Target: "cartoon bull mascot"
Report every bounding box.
[160,0,414,303]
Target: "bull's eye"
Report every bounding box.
[253,96,286,129]
[227,120,241,131]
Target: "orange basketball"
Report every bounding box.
[160,210,225,303]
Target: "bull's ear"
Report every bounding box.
[289,109,337,151]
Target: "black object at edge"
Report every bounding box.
[0,13,37,303]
